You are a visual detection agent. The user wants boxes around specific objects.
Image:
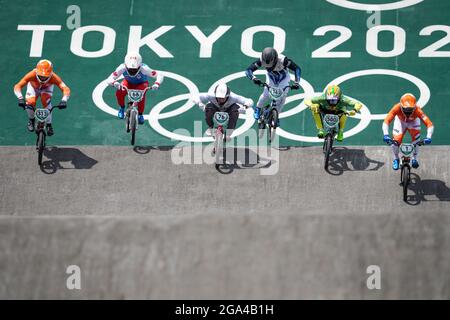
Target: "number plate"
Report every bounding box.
[269,87,284,100]
[400,143,414,156]
[323,114,339,126]
[213,112,229,126]
[35,108,50,122]
[127,89,145,102]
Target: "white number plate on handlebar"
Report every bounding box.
[268,87,284,99]
[213,112,229,126]
[400,143,414,155]
[35,108,50,122]
[323,113,339,126]
[127,89,146,103]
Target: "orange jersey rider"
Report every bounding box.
[13,59,70,135]
[382,93,434,170]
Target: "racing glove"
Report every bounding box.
[252,77,262,86]
[198,103,206,112]
[58,101,67,109]
[348,103,362,116]
[291,82,300,90]
[151,82,160,90]
[310,104,320,113]
[243,99,254,109]
[383,135,392,144]
[113,81,123,91]
[424,138,432,145]
[18,98,25,108]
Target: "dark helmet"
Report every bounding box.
[261,47,278,69]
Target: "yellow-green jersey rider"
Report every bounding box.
[305,85,362,142]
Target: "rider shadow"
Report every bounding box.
[40,147,98,174]
[406,173,450,205]
[215,147,274,174]
[133,145,174,155]
[326,147,385,176]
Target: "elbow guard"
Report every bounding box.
[427,125,434,139]
[295,67,301,82]
[245,69,254,80]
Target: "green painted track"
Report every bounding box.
[1,0,449,146]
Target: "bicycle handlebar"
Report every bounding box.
[121,85,153,93]
[387,139,424,147]
[26,105,64,112]
[260,82,295,91]
[320,109,351,117]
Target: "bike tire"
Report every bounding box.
[215,130,223,167]
[37,130,45,165]
[402,165,410,202]
[324,135,332,170]
[258,120,265,139]
[130,111,137,146]
[126,116,130,133]
[269,108,278,143]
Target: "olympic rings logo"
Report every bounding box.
[92,68,430,143]
[326,0,424,11]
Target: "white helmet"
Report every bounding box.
[214,83,230,105]
[124,52,142,77]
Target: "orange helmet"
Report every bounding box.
[35,59,53,83]
[400,93,416,117]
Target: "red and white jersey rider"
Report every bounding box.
[107,52,164,124]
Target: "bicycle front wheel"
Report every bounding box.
[402,165,410,202]
[324,135,332,170]
[269,108,278,143]
[214,130,223,167]
[130,110,137,146]
[37,131,45,165]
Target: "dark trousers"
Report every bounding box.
[205,103,239,130]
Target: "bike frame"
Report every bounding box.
[320,111,350,171]
[34,106,58,165]
[390,139,424,167]
[322,113,340,138]
[122,86,151,123]
[259,83,292,122]
[212,111,229,167]
[34,107,55,132]
[121,85,152,146]
[388,139,424,201]
[257,83,293,142]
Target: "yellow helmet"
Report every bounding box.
[326,85,342,106]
